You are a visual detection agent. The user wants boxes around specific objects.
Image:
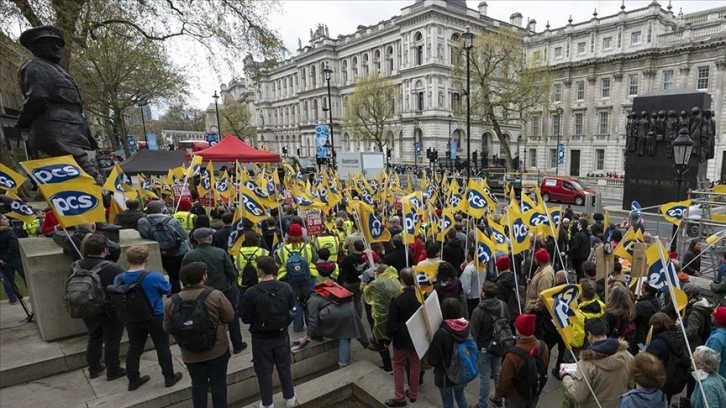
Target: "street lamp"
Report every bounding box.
[138,103,148,139]
[555,106,564,176]
[323,63,336,169]
[212,91,222,137]
[324,139,333,168]
[672,124,694,201]
[462,26,475,181]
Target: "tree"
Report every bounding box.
[71,13,188,157]
[452,29,551,172]
[343,73,399,152]
[219,100,255,142]
[157,103,205,132]
[0,0,285,70]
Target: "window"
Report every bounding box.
[552,114,561,136]
[417,92,424,111]
[531,116,540,136]
[414,31,422,42]
[529,149,537,168]
[352,57,358,80]
[386,46,394,74]
[554,47,563,58]
[451,92,461,110]
[576,81,585,100]
[697,66,710,89]
[533,50,542,62]
[630,31,642,45]
[628,74,638,96]
[574,113,584,135]
[553,84,562,102]
[577,42,586,54]
[416,46,423,65]
[362,53,369,76]
[602,37,612,50]
[595,149,605,171]
[601,78,610,98]
[598,111,609,135]
[662,69,674,90]
[549,149,558,168]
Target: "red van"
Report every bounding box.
[540,176,597,206]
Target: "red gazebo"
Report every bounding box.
[194,134,281,163]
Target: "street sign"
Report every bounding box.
[414,142,422,157]
[558,143,566,165]
[315,124,330,159]
[147,133,158,150]
[127,135,138,153]
[449,140,457,160]
[305,211,324,236]
[206,133,219,146]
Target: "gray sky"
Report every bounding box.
[185,0,722,111]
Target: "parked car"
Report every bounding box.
[540,176,597,206]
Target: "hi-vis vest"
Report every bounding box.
[23,218,40,237]
[276,243,317,280]
[343,220,354,236]
[236,246,269,286]
[571,298,606,348]
[173,211,196,231]
[314,235,339,262]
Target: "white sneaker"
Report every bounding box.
[285,395,298,408]
[258,403,273,408]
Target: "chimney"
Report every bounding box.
[510,12,523,27]
[478,1,488,16]
[527,18,537,31]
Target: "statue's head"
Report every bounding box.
[704,110,712,119]
[680,110,688,120]
[19,26,65,64]
[667,110,676,118]
[658,110,666,118]
[632,111,640,119]
[640,111,648,117]
[691,106,701,117]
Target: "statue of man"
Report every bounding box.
[636,111,649,156]
[689,107,703,162]
[702,109,715,161]
[16,26,98,176]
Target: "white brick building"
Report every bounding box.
[222,0,527,166]
[523,2,726,180]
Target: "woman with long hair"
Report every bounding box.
[645,312,689,402]
[604,285,636,349]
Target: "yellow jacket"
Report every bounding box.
[313,235,340,262]
[275,243,318,281]
[236,246,269,287]
[173,211,196,231]
[571,298,606,348]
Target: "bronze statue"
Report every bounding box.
[702,109,715,161]
[625,112,636,153]
[16,26,98,176]
[665,110,678,158]
[645,130,657,156]
[689,107,703,162]
[655,110,666,141]
[636,110,649,156]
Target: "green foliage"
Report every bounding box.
[220,100,256,141]
[343,73,398,152]
[452,29,552,171]
[157,103,205,132]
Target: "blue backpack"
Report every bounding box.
[445,332,479,385]
[285,246,311,284]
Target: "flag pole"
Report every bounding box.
[655,236,710,408]
[174,159,195,214]
[505,190,523,315]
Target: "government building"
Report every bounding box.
[222,0,726,180]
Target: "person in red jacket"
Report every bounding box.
[40,207,59,235]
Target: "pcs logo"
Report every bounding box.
[242,194,265,217]
[368,214,384,238]
[467,190,488,209]
[50,191,99,216]
[11,200,34,217]
[477,243,492,264]
[512,219,529,243]
[665,206,687,219]
[33,164,83,184]
[0,171,18,190]
[552,285,580,328]
[404,212,419,234]
[529,213,550,226]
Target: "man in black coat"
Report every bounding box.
[113,200,145,230]
[385,268,422,407]
[384,234,413,273]
[569,219,590,281]
[442,229,465,275]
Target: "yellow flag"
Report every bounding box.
[645,241,680,292]
[466,179,490,218]
[239,183,268,224]
[548,206,562,230]
[352,201,391,244]
[108,196,124,224]
[38,181,106,228]
[213,171,231,202]
[103,164,135,198]
[520,192,538,213]
[706,229,726,246]
[437,207,455,241]
[659,199,692,227]
[186,155,203,178]
[613,227,643,262]
[507,196,530,255]
[487,217,509,253]
[0,162,27,191]
[401,194,420,245]
[20,155,96,185]
[3,191,37,223]
[474,228,495,270]
[540,284,583,349]
[197,161,214,197]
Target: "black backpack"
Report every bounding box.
[254,285,291,334]
[64,261,112,319]
[150,217,182,256]
[485,303,516,357]
[661,336,690,396]
[240,249,260,288]
[170,288,217,353]
[509,341,548,400]
[107,272,154,323]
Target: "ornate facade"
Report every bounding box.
[523,2,726,180]
[222,0,526,165]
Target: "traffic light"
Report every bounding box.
[426,147,432,160]
[472,150,478,168]
[282,146,288,155]
[387,149,391,159]
[297,148,301,156]
[432,149,438,163]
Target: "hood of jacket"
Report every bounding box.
[478,297,501,310]
[443,318,470,341]
[581,339,631,371]
[494,270,515,288]
[690,297,712,311]
[316,260,336,274]
[620,388,667,406]
[580,298,604,315]
[445,238,463,249]
[658,330,686,351]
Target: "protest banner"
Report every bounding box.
[305,211,324,236]
[406,290,442,359]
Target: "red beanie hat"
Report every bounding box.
[178,198,192,211]
[514,314,537,337]
[288,224,303,237]
[713,306,726,327]
[495,256,510,271]
[534,248,550,264]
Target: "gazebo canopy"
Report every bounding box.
[120,149,187,175]
[194,134,280,163]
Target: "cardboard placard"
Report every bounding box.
[172,185,191,201]
[306,211,324,236]
[393,193,403,211]
[199,193,215,208]
[630,243,647,279]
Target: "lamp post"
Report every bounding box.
[139,103,148,139]
[212,91,222,137]
[555,106,564,175]
[462,26,475,181]
[323,64,336,169]
[671,124,694,252]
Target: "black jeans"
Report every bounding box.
[162,255,183,294]
[222,287,244,348]
[186,350,231,408]
[82,312,125,374]
[252,335,295,406]
[126,315,175,381]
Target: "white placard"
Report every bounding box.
[406,290,443,359]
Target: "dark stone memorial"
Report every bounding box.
[622,90,712,210]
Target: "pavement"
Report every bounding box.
[0,297,570,408]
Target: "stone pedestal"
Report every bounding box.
[19,230,163,341]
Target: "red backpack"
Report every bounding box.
[313,280,354,304]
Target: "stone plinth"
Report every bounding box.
[19,230,162,341]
